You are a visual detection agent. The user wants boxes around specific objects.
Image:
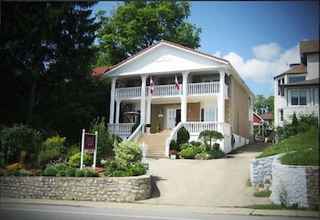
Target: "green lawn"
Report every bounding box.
[257,127,319,166]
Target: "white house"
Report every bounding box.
[100,40,254,157]
[274,40,319,127]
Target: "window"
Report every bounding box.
[280,109,284,121]
[288,75,305,83]
[278,79,281,95]
[290,89,307,106]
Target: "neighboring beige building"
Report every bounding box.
[99,40,254,157]
[274,40,319,127]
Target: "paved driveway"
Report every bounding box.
[142,143,271,207]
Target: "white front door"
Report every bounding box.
[167,108,176,128]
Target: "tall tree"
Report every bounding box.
[254,95,274,114]
[0,2,105,142]
[96,0,201,66]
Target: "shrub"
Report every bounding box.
[179,147,196,159]
[43,165,58,176]
[277,114,318,141]
[199,130,224,148]
[114,141,142,167]
[68,152,92,168]
[38,135,65,166]
[83,168,99,177]
[90,117,115,162]
[180,143,193,150]
[128,162,147,176]
[11,169,32,176]
[65,167,76,177]
[75,169,86,177]
[66,144,80,159]
[6,162,23,172]
[104,160,146,177]
[57,169,66,177]
[0,124,42,165]
[195,152,210,160]
[176,127,190,146]
[207,148,225,159]
[169,140,179,151]
[190,141,202,147]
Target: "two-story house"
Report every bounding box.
[100,40,254,157]
[274,40,319,128]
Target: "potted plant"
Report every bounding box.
[169,140,178,159]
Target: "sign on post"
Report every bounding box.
[80,129,98,169]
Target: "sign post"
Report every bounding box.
[80,129,98,170]
[80,129,85,169]
[93,131,98,168]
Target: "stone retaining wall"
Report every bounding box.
[271,157,319,209]
[250,155,279,186]
[0,175,151,202]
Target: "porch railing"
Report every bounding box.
[127,123,144,142]
[183,121,221,134]
[165,122,183,157]
[188,82,219,95]
[115,87,141,99]
[107,123,135,139]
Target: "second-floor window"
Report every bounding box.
[290,89,307,106]
[288,75,305,83]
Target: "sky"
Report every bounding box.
[92,1,319,96]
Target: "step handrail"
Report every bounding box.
[165,122,183,157]
[127,123,144,141]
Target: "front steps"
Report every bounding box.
[138,129,171,158]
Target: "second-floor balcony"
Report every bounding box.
[115,81,221,99]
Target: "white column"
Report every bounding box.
[146,95,151,133]
[218,71,225,123]
[181,72,189,123]
[109,77,117,124]
[115,99,121,124]
[140,75,147,124]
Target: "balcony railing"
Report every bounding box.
[147,84,181,97]
[115,87,141,99]
[188,82,219,95]
[107,123,135,139]
[114,82,220,99]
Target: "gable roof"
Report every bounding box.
[274,64,306,79]
[103,40,229,76]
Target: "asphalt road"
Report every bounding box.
[0,203,313,220]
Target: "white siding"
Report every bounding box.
[306,53,319,80]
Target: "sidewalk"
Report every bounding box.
[1,198,319,218]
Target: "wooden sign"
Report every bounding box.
[80,129,98,169]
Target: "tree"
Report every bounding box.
[0,2,107,142]
[198,130,224,149]
[96,0,201,66]
[254,95,274,114]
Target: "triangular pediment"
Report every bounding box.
[106,42,228,77]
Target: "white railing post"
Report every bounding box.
[109,77,117,124]
[115,99,121,124]
[140,75,147,126]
